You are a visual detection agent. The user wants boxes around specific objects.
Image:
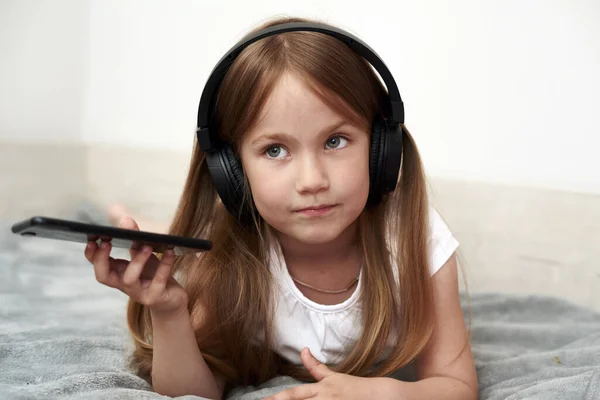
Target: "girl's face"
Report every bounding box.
[239,72,370,247]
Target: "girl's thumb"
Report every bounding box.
[119,216,139,231]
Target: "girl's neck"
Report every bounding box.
[275,222,363,305]
[276,222,359,265]
[275,221,362,275]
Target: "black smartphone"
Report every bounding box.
[11,216,212,256]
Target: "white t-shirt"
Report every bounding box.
[268,206,459,365]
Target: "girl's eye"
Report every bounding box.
[326,135,348,149]
[264,136,348,159]
[265,145,289,159]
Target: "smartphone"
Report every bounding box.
[11,216,212,256]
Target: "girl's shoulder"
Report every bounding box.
[386,204,459,277]
[426,205,459,276]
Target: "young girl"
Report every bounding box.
[86,16,477,400]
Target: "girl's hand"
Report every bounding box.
[84,216,188,316]
[265,348,386,400]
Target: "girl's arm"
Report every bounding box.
[151,306,226,399]
[86,215,224,398]
[382,253,478,399]
[265,253,478,400]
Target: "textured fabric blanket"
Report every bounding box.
[1,208,599,399]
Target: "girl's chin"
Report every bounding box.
[273,224,351,246]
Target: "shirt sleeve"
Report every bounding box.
[427,205,459,276]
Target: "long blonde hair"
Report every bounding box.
[127,16,436,390]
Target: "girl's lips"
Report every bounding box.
[295,204,337,216]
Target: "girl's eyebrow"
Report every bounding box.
[250,119,348,146]
[250,132,297,147]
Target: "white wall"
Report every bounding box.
[0,0,88,142]
[3,0,599,194]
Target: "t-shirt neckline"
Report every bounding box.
[274,250,363,313]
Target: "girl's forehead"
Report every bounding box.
[261,73,324,111]
[247,74,346,134]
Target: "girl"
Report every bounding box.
[85,16,477,400]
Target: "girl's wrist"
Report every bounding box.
[149,298,190,322]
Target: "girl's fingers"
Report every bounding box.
[87,238,173,306]
[84,241,97,263]
[146,249,175,298]
[118,216,142,258]
[92,241,121,288]
[121,245,154,295]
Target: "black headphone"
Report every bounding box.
[196,21,404,224]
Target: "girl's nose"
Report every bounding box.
[295,154,330,194]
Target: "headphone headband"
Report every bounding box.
[196,21,404,152]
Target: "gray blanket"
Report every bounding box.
[1,209,599,399]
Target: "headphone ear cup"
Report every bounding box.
[368,118,403,205]
[382,121,403,194]
[205,144,248,221]
[368,118,386,205]
[223,144,245,194]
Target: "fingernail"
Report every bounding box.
[143,245,152,253]
[100,241,108,249]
